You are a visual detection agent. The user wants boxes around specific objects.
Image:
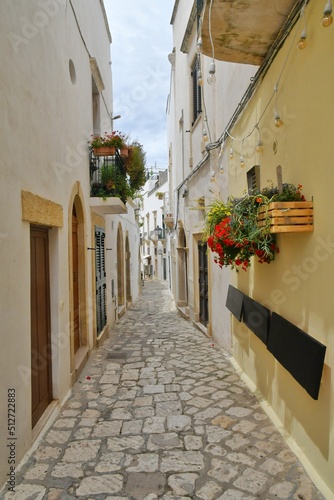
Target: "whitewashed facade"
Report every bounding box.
[167,1,257,345]
[0,0,140,489]
[140,170,170,284]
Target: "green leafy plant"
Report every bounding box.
[126,141,147,193]
[100,163,115,186]
[205,183,304,271]
[260,182,305,202]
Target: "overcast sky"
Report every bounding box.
[105,0,174,170]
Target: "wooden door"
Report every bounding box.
[72,209,80,353]
[198,241,209,327]
[30,226,52,428]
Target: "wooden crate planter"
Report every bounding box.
[257,201,313,233]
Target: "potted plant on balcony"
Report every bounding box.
[100,164,115,191]
[92,163,130,203]
[89,131,127,157]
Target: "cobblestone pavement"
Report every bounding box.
[5,281,324,500]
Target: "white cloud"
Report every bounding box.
[105,0,174,169]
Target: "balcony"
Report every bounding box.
[164,214,174,229]
[199,0,299,65]
[89,149,127,215]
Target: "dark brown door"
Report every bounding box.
[30,226,52,428]
[72,209,80,352]
[198,241,209,327]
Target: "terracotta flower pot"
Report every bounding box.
[120,146,129,158]
[93,146,116,157]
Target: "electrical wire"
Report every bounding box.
[174,0,308,193]
[207,0,308,149]
[208,0,215,60]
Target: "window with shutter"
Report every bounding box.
[95,226,107,334]
[247,165,260,194]
[192,57,202,124]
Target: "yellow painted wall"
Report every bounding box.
[225,1,334,495]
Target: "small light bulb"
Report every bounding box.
[211,171,215,181]
[297,37,307,49]
[196,37,203,54]
[321,12,333,26]
[207,60,216,85]
[240,155,245,168]
[203,128,208,142]
[322,0,333,26]
[229,148,234,160]
[274,113,283,128]
[256,140,264,153]
[207,73,216,85]
[220,163,224,173]
[297,29,307,49]
[197,70,203,87]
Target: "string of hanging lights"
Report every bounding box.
[193,0,332,178]
[175,0,332,194]
[205,0,311,166]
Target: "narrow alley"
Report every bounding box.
[6,281,324,500]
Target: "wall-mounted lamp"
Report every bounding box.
[111,114,121,121]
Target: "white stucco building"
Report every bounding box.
[140,169,170,284]
[167,1,257,345]
[0,0,140,489]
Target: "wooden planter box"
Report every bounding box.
[257,201,313,233]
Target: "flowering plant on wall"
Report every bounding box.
[205,183,304,271]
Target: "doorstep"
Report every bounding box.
[32,400,59,442]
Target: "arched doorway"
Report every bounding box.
[70,195,87,358]
[72,205,80,353]
[117,224,125,311]
[125,235,132,305]
[177,227,188,307]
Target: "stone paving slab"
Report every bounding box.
[2,281,324,499]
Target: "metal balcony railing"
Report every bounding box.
[89,149,128,203]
